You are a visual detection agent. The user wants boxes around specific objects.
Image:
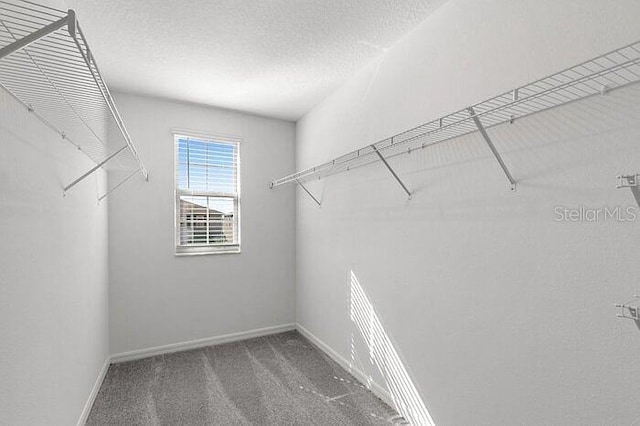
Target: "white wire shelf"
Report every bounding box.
[271,39,640,196]
[0,0,148,199]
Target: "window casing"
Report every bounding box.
[174,133,240,255]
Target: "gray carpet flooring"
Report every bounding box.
[87,331,403,425]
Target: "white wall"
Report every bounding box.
[108,92,296,354]
[0,89,109,424]
[296,0,640,424]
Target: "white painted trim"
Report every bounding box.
[110,323,296,363]
[77,324,389,425]
[295,323,395,408]
[77,357,110,426]
[171,128,243,143]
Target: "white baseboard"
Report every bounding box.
[77,324,392,425]
[295,323,395,408]
[77,357,110,426]
[110,323,297,363]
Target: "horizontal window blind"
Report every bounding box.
[175,134,240,253]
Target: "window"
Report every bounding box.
[175,133,240,254]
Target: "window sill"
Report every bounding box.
[175,246,241,256]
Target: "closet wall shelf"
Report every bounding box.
[271,40,640,201]
[615,296,640,322]
[0,0,148,198]
[617,174,640,188]
[617,174,640,207]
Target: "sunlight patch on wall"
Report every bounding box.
[349,270,435,425]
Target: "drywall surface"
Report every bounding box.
[295,0,640,424]
[0,90,109,424]
[108,92,296,354]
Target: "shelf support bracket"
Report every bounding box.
[615,296,640,327]
[468,107,517,191]
[63,145,128,195]
[0,15,69,60]
[98,169,141,202]
[372,145,411,199]
[296,179,321,207]
[616,174,640,207]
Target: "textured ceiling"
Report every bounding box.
[63,0,446,121]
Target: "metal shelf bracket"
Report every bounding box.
[617,174,640,188]
[468,107,517,191]
[616,174,640,207]
[63,145,128,195]
[98,169,142,202]
[372,145,412,199]
[615,296,640,322]
[296,179,322,207]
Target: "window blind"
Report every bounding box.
[175,134,240,253]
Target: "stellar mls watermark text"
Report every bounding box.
[554,205,638,222]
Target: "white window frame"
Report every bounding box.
[174,131,241,255]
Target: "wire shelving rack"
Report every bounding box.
[271,39,640,202]
[0,0,148,199]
